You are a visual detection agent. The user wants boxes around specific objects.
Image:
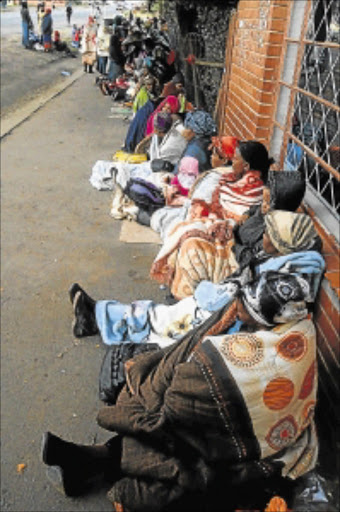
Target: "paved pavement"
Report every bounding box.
[1,71,164,511]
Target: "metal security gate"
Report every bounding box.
[271,0,340,238]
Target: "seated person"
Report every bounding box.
[150,140,272,298]
[53,30,74,56]
[42,271,321,512]
[69,210,323,344]
[132,75,157,114]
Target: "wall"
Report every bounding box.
[164,0,237,114]
[220,0,340,473]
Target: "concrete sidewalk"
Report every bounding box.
[1,73,164,512]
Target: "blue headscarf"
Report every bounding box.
[184,110,217,137]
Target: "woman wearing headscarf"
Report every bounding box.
[145,95,180,135]
[150,139,273,298]
[132,76,157,114]
[176,110,217,174]
[21,1,33,49]
[43,270,321,512]
[69,210,323,344]
[81,16,97,73]
[42,7,53,52]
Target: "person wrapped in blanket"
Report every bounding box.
[110,110,217,224]
[150,139,273,299]
[42,265,323,512]
[69,207,322,346]
[110,109,187,220]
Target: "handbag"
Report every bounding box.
[151,159,174,173]
[99,342,161,405]
[124,177,166,213]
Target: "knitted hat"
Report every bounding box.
[153,112,173,133]
[264,211,318,255]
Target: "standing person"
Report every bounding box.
[81,16,97,74]
[42,7,53,52]
[108,28,126,82]
[97,22,111,76]
[21,1,33,49]
[66,3,72,25]
[37,5,45,45]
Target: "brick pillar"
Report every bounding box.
[223,0,291,145]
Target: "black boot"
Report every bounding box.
[84,63,88,72]
[69,282,95,306]
[42,432,122,497]
[72,290,98,338]
[88,65,93,74]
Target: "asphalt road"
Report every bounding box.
[1,4,165,511]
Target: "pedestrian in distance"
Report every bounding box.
[21,1,33,49]
[42,7,53,52]
[66,3,72,25]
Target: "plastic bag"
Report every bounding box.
[89,160,116,191]
[291,471,338,512]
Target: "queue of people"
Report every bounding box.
[41,8,327,512]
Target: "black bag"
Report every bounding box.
[151,159,174,173]
[124,177,165,214]
[99,342,161,404]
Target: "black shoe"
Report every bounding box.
[72,291,98,338]
[68,283,95,306]
[42,432,122,497]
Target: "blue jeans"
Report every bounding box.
[98,56,108,75]
[22,21,29,48]
[108,60,123,82]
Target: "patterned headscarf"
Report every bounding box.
[153,112,173,133]
[264,211,319,255]
[146,95,179,135]
[268,171,306,211]
[241,271,310,327]
[184,110,217,137]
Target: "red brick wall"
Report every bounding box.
[223,0,290,144]
[222,0,340,463]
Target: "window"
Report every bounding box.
[271,0,340,239]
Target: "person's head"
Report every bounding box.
[22,1,28,8]
[263,210,321,255]
[261,171,306,215]
[171,72,184,93]
[160,19,168,31]
[232,141,274,183]
[238,271,310,328]
[160,95,180,115]
[153,112,173,136]
[210,136,239,168]
[144,76,155,92]
[177,156,199,190]
[88,16,95,25]
[183,110,217,141]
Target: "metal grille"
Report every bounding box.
[272,0,340,231]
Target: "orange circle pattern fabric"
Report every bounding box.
[220,333,264,368]
[263,377,295,410]
[276,331,307,361]
[298,360,316,399]
[266,415,298,451]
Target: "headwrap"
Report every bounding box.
[268,171,306,211]
[241,271,310,326]
[153,112,173,133]
[177,156,199,191]
[146,95,179,135]
[211,136,239,160]
[264,211,320,255]
[184,110,217,137]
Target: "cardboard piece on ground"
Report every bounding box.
[119,220,162,245]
